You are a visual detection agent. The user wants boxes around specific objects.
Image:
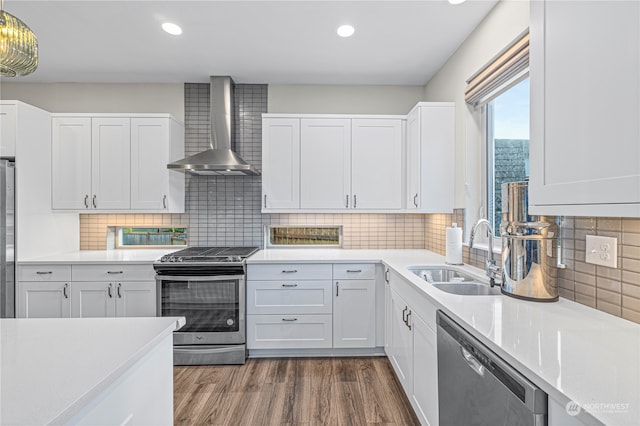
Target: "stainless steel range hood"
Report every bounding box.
[168,76,260,176]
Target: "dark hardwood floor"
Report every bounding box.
[174,357,420,425]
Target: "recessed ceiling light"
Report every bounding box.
[162,22,182,36]
[337,25,355,38]
[448,0,467,4]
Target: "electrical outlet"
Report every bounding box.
[585,235,618,268]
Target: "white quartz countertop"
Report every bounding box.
[18,249,181,264]
[249,249,640,426]
[0,316,185,425]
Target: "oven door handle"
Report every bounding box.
[155,274,245,282]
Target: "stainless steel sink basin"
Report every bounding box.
[408,266,478,283]
[408,266,501,296]
[432,282,501,296]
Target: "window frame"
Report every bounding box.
[114,227,188,249]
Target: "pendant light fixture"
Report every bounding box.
[0,0,38,76]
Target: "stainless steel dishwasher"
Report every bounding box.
[437,311,547,426]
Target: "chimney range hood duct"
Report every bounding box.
[167,76,260,176]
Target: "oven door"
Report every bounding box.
[156,274,245,345]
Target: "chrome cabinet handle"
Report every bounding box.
[281,284,298,288]
[84,195,89,209]
[36,271,53,275]
[92,195,97,208]
[336,281,339,297]
[117,283,122,298]
[402,307,408,323]
[346,269,362,273]
[107,271,123,275]
[108,283,113,298]
[406,310,412,330]
[63,283,69,299]
[385,269,390,284]
[413,193,418,207]
[282,270,297,273]
[281,318,298,322]
[345,194,349,208]
[354,194,357,208]
[264,194,267,208]
[163,195,167,209]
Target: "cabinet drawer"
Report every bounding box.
[247,263,332,281]
[72,264,155,282]
[247,314,332,349]
[247,280,332,315]
[333,263,376,280]
[18,264,71,282]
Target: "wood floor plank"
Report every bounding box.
[174,357,419,426]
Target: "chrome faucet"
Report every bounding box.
[469,219,502,288]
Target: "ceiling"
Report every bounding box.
[4,0,498,85]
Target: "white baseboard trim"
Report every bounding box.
[248,347,387,358]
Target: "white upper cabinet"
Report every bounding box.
[530,0,640,216]
[91,117,131,210]
[262,110,451,213]
[52,117,92,209]
[405,103,455,213]
[0,103,17,157]
[262,117,300,209]
[351,119,403,210]
[131,117,184,212]
[300,118,352,209]
[52,114,184,213]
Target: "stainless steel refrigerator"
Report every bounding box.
[1,159,15,318]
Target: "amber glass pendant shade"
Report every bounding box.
[0,2,38,77]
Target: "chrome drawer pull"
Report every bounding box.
[346,269,362,273]
[281,284,298,288]
[107,271,124,274]
[281,270,298,273]
[281,318,298,322]
[36,271,53,275]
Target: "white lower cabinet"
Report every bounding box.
[17,282,71,318]
[247,314,333,349]
[17,263,156,319]
[71,281,156,318]
[246,262,377,351]
[386,269,439,426]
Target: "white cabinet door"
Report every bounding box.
[52,117,92,210]
[17,282,71,318]
[388,288,413,394]
[529,0,640,216]
[262,117,300,210]
[412,312,438,426]
[131,118,170,210]
[71,282,116,318]
[406,108,421,211]
[351,119,403,210]
[333,279,376,348]
[91,117,131,210]
[115,281,156,317]
[0,104,16,157]
[300,118,351,209]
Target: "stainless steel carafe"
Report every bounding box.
[500,181,559,302]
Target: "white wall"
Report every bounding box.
[268,84,424,115]
[423,0,529,208]
[0,83,184,122]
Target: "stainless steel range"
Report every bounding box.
[154,246,259,365]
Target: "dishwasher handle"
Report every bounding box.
[461,347,485,376]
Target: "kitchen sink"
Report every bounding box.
[408,266,501,296]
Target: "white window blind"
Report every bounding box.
[465,32,529,108]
